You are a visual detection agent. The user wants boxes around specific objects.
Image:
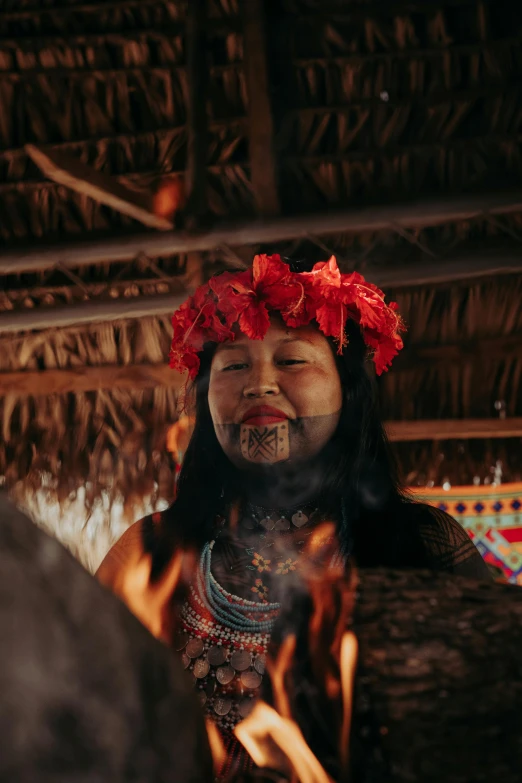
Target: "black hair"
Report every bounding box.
[155,259,407,573]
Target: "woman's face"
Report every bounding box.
[208,318,343,468]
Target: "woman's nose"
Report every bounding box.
[243,363,279,398]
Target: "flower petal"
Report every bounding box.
[239,300,270,339]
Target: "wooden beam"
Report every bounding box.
[185,0,208,224]
[386,418,522,441]
[181,0,208,295]
[0,0,190,17]
[242,0,280,216]
[393,332,522,371]
[1,293,522,342]
[2,191,522,276]
[181,251,205,293]
[366,253,522,290]
[0,293,186,334]
[293,35,522,66]
[288,85,522,116]
[0,363,520,443]
[25,145,173,231]
[0,364,185,397]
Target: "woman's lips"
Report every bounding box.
[243,414,287,426]
[241,406,289,426]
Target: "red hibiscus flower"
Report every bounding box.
[210,254,306,340]
[169,253,406,378]
[169,284,233,377]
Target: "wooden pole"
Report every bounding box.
[25,145,173,231]
[242,0,280,216]
[0,364,520,442]
[184,0,208,224]
[392,331,522,371]
[0,293,185,333]
[1,287,522,339]
[366,252,522,289]
[181,0,209,290]
[2,191,521,275]
[0,364,185,397]
[385,418,522,441]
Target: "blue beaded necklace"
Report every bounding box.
[196,541,279,632]
[195,499,351,634]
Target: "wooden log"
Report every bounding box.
[0,362,519,442]
[0,0,192,18]
[0,293,186,333]
[25,145,174,231]
[0,364,185,397]
[180,0,209,293]
[293,34,522,65]
[392,331,522,371]
[367,253,522,289]
[0,495,211,782]
[242,0,280,216]
[2,191,521,275]
[181,251,205,293]
[2,271,522,334]
[272,569,522,783]
[385,417,522,441]
[184,0,208,224]
[288,84,522,115]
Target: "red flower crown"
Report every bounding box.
[169,254,405,379]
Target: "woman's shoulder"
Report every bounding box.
[402,500,491,578]
[96,513,161,587]
[403,500,468,533]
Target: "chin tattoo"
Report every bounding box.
[215,412,341,469]
[240,422,290,464]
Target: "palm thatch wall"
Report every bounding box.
[0,316,177,506]
[1,0,522,561]
[2,0,521,240]
[0,0,250,241]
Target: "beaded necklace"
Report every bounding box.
[197,540,280,632]
[177,500,350,735]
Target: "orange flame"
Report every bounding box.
[115,547,195,643]
[267,634,297,721]
[235,701,333,783]
[339,631,358,770]
[205,718,227,774]
[233,527,359,782]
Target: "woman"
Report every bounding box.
[97,254,489,775]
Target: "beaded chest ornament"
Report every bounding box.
[177,502,350,732]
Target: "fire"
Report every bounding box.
[267,634,297,720]
[115,547,195,643]
[339,632,358,771]
[235,701,333,783]
[234,633,358,782]
[233,527,360,783]
[206,718,227,773]
[110,516,359,782]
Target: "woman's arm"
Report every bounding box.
[413,504,492,580]
[96,516,188,642]
[96,520,145,593]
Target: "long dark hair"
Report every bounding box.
[154,261,407,573]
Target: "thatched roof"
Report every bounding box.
[1,0,522,516]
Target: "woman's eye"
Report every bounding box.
[222,362,248,372]
[277,359,306,366]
